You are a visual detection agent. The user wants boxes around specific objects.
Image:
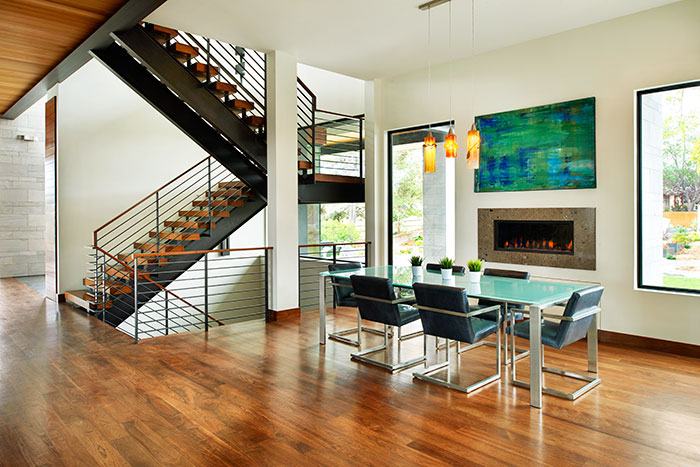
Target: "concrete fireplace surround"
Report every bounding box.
[478,208,596,271]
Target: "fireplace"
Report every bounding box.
[494,220,574,255]
[478,208,595,270]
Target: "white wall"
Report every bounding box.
[0,100,45,277]
[376,0,700,344]
[56,59,265,293]
[297,63,364,116]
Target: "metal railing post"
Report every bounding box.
[93,247,100,315]
[207,158,212,238]
[204,253,209,332]
[365,242,370,267]
[311,95,316,182]
[359,118,364,179]
[332,244,337,265]
[206,38,211,84]
[101,251,107,322]
[155,192,160,254]
[264,249,270,321]
[165,289,169,335]
[133,259,139,344]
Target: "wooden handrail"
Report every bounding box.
[297,77,316,101]
[299,242,370,248]
[93,245,224,326]
[134,246,272,258]
[93,156,212,246]
[316,108,364,120]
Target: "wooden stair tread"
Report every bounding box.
[83,278,133,295]
[298,160,313,170]
[208,81,237,95]
[148,232,200,241]
[218,181,245,189]
[178,209,230,218]
[117,253,169,266]
[167,43,199,61]
[133,243,185,253]
[65,290,112,310]
[105,265,150,280]
[144,24,178,44]
[225,99,254,112]
[188,62,219,77]
[191,199,244,208]
[244,115,264,127]
[207,188,251,198]
[313,174,363,184]
[163,220,216,229]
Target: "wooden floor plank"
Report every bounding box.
[1,277,700,466]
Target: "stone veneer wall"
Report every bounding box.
[0,100,45,278]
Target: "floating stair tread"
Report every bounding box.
[105,266,150,281]
[148,232,200,241]
[191,199,244,208]
[83,278,133,295]
[208,81,237,95]
[225,99,254,112]
[188,62,219,77]
[65,290,112,310]
[207,188,251,198]
[244,115,264,126]
[163,220,216,229]
[144,24,178,43]
[298,160,313,170]
[178,209,230,218]
[167,43,199,60]
[117,254,169,266]
[134,243,185,253]
[313,174,363,184]
[218,181,245,189]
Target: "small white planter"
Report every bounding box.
[441,268,452,279]
[412,266,422,276]
[469,271,481,282]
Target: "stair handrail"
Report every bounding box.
[134,245,272,258]
[93,155,212,248]
[93,245,225,326]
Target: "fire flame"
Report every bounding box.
[501,237,573,253]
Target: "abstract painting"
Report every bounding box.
[474,97,596,192]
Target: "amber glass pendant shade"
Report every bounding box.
[466,123,480,169]
[444,127,458,158]
[424,133,436,173]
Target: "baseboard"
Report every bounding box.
[267,307,301,322]
[599,330,700,359]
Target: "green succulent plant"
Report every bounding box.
[438,257,454,269]
[467,259,484,272]
[409,255,424,266]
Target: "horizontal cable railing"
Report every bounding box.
[298,242,370,312]
[125,247,271,342]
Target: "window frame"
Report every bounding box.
[636,79,700,295]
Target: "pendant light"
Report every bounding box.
[423,5,436,173]
[466,0,480,169]
[444,0,458,158]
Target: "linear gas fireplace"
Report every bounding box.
[495,220,574,255]
[478,208,595,270]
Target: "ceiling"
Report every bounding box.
[0,0,129,114]
[148,0,681,80]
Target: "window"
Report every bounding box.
[637,80,700,293]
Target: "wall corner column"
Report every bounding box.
[364,79,387,266]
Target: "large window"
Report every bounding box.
[638,80,700,293]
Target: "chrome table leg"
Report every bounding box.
[587,312,598,373]
[529,304,543,408]
[319,275,326,345]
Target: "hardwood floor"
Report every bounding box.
[1,277,700,466]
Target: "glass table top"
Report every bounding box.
[322,265,593,307]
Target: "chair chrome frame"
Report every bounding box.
[510,305,601,400]
[350,294,424,373]
[413,304,503,393]
[327,280,388,347]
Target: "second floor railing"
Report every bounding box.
[297,78,364,181]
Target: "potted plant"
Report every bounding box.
[467,259,484,282]
[410,255,423,276]
[439,257,454,279]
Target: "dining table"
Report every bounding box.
[319,265,598,409]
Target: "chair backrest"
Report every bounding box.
[328,262,362,306]
[412,282,479,343]
[554,286,604,348]
[425,263,466,274]
[483,268,530,280]
[349,275,403,326]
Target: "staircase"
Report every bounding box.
[64,22,365,333]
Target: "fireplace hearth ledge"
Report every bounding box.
[477,208,596,271]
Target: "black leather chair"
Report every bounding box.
[349,275,425,372]
[411,282,502,393]
[508,286,604,400]
[478,268,531,365]
[425,263,466,274]
[327,262,385,346]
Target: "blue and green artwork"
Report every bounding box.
[474,97,596,192]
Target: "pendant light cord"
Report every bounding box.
[449,0,453,127]
[471,0,475,126]
[428,6,432,132]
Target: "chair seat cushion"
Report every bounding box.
[397,304,420,326]
[507,320,562,349]
[470,317,499,343]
